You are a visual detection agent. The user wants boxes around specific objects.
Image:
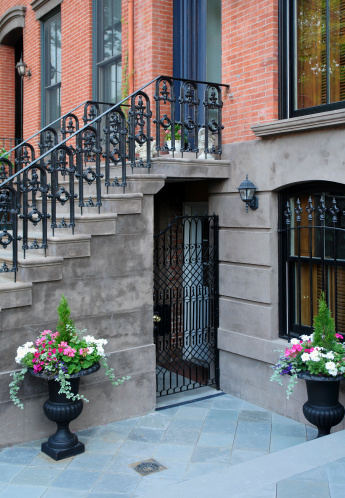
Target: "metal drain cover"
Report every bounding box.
[130,458,167,476]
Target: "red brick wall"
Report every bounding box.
[222,0,279,143]
[126,0,173,92]
[1,0,280,148]
[60,0,93,116]
[0,45,15,141]
[0,0,94,148]
[22,5,41,144]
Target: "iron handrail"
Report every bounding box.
[0,76,161,188]
[0,101,90,160]
[0,98,124,160]
[0,75,229,187]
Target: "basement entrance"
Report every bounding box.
[153,212,219,396]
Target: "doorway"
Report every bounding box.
[153,211,219,396]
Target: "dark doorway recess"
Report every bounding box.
[153,214,219,396]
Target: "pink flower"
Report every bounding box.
[292,344,303,352]
[336,333,343,339]
[63,346,76,357]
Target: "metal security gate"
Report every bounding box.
[153,214,219,396]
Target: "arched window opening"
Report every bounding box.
[279,183,345,339]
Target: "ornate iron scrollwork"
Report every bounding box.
[203,84,224,156]
[0,75,227,281]
[129,91,152,170]
[179,81,200,154]
[103,107,127,191]
[154,77,176,153]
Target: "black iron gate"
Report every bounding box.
[153,214,219,396]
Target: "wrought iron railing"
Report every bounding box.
[0,76,228,281]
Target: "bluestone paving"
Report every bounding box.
[1,386,345,496]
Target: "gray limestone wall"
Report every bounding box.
[0,194,157,447]
[211,125,345,429]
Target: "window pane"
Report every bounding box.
[45,14,61,87]
[96,0,122,103]
[296,0,325,109]
[101,60,122,103]
[43,11,61,127]
[102,0,122,60]
[329,0,345,103]
[103,0,113,59]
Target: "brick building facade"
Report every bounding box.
[1,0,345,445]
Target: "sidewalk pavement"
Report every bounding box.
[0,386,345,497]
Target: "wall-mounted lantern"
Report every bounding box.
[16,59,31,78]
[237,175,258,212]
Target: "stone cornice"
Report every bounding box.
[0,6,26,45]
[251,108,345,138]
[30,0,63,20]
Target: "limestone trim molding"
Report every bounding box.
[0,6,26,45]
[30,0,63,20]
[251,108,345,138]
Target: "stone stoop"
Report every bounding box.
[0,193,145,312]
[0,157,227,312]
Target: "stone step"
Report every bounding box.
[54,172,166,196]
[0,276,32,309]
[33,192,143,216]
[54,213,117,236]
[0,249,63,283]
[16,212,118,237]
[25,232,91,259]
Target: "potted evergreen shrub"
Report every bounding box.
[271,292,345,437]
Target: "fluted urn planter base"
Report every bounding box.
[297,371,345,438]
[29,363,100,460]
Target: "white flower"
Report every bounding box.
[310,350,321,362]
[301,353,310,362]
[325,352,335,360]
[290,339,299,345]
[87,347,94,354]
[300,334,312,342]
[83,335,96,344]
[15,342,36,364]
[325,362,338,376]
[83,336,107,356]
[92,338,108,356]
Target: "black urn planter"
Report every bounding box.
[29,362,100,460]
[297,371,345,438]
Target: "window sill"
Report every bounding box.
[251,108,345,138]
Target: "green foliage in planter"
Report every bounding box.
[313,291,337,351]
[57,294,75,342]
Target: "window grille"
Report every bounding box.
[279,185,345,339]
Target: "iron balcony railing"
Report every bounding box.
[0,75,228,281]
